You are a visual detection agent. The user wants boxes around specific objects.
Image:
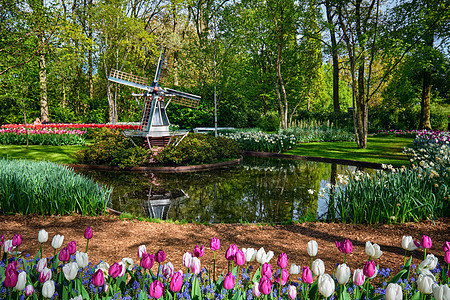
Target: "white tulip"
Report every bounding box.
[42,280,55,299]
[336,263,350,285]
[38,230,48,243]
[418,254,438,272]
[417,272,435,294]
[432,283,450,300]
[63,262,79,281]
[3,239,15,253]
[191,257,201,275]
[318,274,335,298]
[256,247,274,264]
[265,250,274,263]
[365,241,383,259]
[122,257,134,271]
[71,296,83,300]
[162,262,174,278]
[96,261,110,278]
[138,245,147,258]
[51,234,64,249]
[37,258,47,273]
[307,240,318,257]
[289,263,301,275]
[76,251,89,268]
[243,248,257,262]
[385,283,403,300]
[15,271,26,291]
[183,252,192,268]
[118,262,126,277]
[401,236,417,251]
[312,259,325,276]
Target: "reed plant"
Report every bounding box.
[0,159,111,215]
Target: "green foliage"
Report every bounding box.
[0,128,86,146]
[0,159,111,215]
[292,110,353,131]
[257,111,280,132]
[75,128,150,169]
[155,133,241,166]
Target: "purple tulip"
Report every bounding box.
[24,285,34,296]
[363,260,376,278]
[302,266,313,284]
[420,235,432,249]
[225,244,238,261]
[261,263,272,278]
[193,245,205,257]
[109,263,123,278]
[59,247,70,262]
[67,241,76,255]
[141,253,154,270]
[234,248,245,266]
[155,249,166,263]
[0,234,4,247]
[210,237,220,251]
[444,251,450,264]
[12,234,22,247]
[84,227,93,240]
[443,241,450,252]
[335,239,353,254]
[4,263,19,287]
[275,268,289,286]
[170,271,184,292]
[259,275,272,295]
[223,272,236,290]
[277,253,288,269]
[92,269,105,286]
[149,280,164,299]
[39,268,52,283]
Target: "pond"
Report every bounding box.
[77,157,373,224]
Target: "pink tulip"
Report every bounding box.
[193,245,205,258]
[443,241,450,252]
[4,263,18,287]
[138,245,147,258]
[141,253,155,270]
[259,275,272,295]
[444,251,450,264]
[234,249,245,266]
[67,241,76,255]
[223,272,236,290]
[92,269,105,286]
[39,268,52,283]
[261,263,273,278]
[149,280,164,299]
[183,252,192,268]
[335,239,353,254]
[288,285,297,300]
[353,269,365,286]
[191,257,201,275]
[155,249,166,263]
[109,263,123,278]
[170,271,184,292]
[210,237,220,251]
[59,247,70,262]
[302,266,313,284]
[24,285,34,296]
[12,234,22,247]
[225,244,238,261]
[363,260,376,278]
[420,235,432,249]
[84,227,93,240]
[163,262,174,278]
[36,258,47,272]
[277,253,288,269]
[252,283,261,297]
[275,268,289,286]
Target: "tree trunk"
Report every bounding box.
[419,68,432,129]
[356,63,367,148]
[38,35,49,122]
[325,0,340,113]
[276,41,288,129]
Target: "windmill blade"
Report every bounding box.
[165,88,201,108]
[152,47,166,87]
[165,88,201,101]
[108,69,150,91]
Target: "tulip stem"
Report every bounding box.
[424,248,426,260]
[213,251,216,283]
[344,254,347,264]
[310,256,313,269]
[86,239,89,253]
[403,250,407,267]
[40,243,43,259]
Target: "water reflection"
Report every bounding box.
[77,157,370,223]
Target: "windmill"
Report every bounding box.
[108,47,201,147]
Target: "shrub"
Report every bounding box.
[257,111,280,131]
[0,159,111,215]
[155,133,241,166]
[75,128,150,169]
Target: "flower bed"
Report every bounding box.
[0,230,449,299]
[1,123,142,131]
[0,128,87,146]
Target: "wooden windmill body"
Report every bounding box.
[108,48,201,146]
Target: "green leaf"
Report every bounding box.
[231,289,242,300]
[308,280,318,300]
[137,290,148,300]
[410,291,421,300]
[340,289,351,300]
[252,268,261,283]
[191,276,203,300]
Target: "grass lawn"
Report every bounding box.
[284,135,414,166]
[0,144,85,164]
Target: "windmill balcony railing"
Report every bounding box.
[109,69,148,86]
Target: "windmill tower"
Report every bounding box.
[108,47,201,146]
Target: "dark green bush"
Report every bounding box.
[155,133,241,166]
[257,111,280,132]
[75,128,150,169]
